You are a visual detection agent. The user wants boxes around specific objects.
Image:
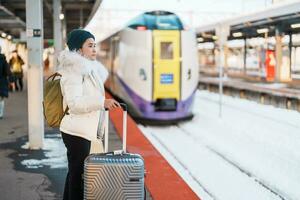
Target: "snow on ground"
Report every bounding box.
[21,134,67,169]
[139,90,300,200]
[253,83,288,89]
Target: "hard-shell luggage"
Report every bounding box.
[84,103,145,200]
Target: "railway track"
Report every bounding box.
[197,95,300,130]
[175,125,287,200]
[139,90,299,199]
[141,122,289,200]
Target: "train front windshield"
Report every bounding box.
[144,14,183,30]
[128,12,184,30]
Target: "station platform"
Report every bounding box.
[0,83,199,199]
[199,75,300,111]
[0,89,133,199]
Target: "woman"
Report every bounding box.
[0,46,10,119]
[9,50,24,91]
[58,29,120,200]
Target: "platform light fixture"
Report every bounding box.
[59,13,64,20]
[197,37,204,42]
[212,35,218,40]
[7,35,12,40]
[112,36,120,41]
[291,23,300,29]
[201,32,213,38]
[1,32,7,38]
[257,28,269,34]
[233,32,243,37]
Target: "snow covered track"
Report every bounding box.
[149,132,216,200]
[176,125,286,200]
[139,90,300,200]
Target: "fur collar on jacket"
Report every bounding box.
[57,50,108,83]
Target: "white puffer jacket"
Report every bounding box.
[57,50,108,141]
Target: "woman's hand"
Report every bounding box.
[104,99,120,110]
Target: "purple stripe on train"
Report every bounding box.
[117,77,195,120]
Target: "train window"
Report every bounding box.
[160,42,173,59]
[127,12,184,30]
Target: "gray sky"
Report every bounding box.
[86,0,274,41]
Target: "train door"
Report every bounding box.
[152,30,180,103]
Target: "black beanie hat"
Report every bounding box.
[67,29,95,51]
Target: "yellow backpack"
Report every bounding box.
[43,73,68,128]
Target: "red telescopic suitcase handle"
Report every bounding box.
[104,103,127,154]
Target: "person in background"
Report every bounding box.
[0,46,11,119]
[43,54,51,78]
[57,29,120,200]
[44,55,50,71]
[9,50,24,91]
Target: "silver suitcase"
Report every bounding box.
[84,103,145,200]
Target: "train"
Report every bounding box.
[97,11,199,123]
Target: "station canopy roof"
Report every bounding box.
[85,0,271,43]
[0,0,101,40]
[196,0,300,42]
[0,0,278,42]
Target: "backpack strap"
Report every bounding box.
[47,72,61,81]
[63,106,69,116]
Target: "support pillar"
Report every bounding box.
[26,0,44,149]
[53,0,62,69]
[289,33,292,79]
[224,44,228,78]
[275,27,283,82]
[216,24,230,118]
[80,8,83,28]
[243,37,247,76]
[62,8,67,46]
[275,27,291,82]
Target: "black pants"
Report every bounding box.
[13,73,23,91]
[15,77,23,91]
[61,132,91,200]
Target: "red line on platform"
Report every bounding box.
[106,92,200,200]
